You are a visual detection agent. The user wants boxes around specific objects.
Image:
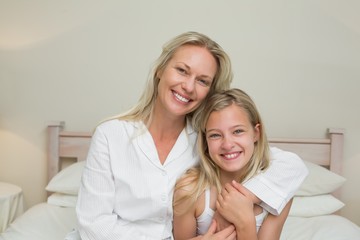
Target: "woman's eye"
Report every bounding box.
[176,67,187,74]
[197,79,210,87]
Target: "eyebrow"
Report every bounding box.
[206,124,246,133]
[176,62,214,80]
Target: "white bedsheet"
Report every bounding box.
[1,203,360,240]
[0,203,76,240]
[281,215,360,240]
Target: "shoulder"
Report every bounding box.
[89,120,142,147]
[174,168,208,218]
[175,169,199,195]
[96,119,134,130]
[174,168,203,205]
[94,119,142,136]
[270,147,303,165]
[270,146,300,159]
[269,147,309,176]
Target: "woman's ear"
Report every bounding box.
[156,69,163,80]
[254,123,260,143]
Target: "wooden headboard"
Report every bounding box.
[47,121,345,196]
[47,121,92,182]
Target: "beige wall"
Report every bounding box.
[1,0,359,225]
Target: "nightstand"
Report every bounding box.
[0,182,24,232]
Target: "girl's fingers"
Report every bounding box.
[206,219,217,234]
[231,180,249,195]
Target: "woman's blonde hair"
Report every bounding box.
[174,88,270,211]
[109,31,233,126]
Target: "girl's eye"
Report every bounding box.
[234,129,244,135]
[208,133,221,139]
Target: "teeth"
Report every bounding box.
[174,92,190,103]
[224,153,238,159]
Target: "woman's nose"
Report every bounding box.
[181,77,195,93]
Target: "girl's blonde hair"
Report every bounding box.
[174,88,270,211]
[108,31,233,126]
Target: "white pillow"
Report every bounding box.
[46,161,85,195]
[47,193,78,207]
[289,194,345,217]
[295,161,346,196]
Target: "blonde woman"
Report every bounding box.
[75,32,307,240]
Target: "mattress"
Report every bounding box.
[1,202,360,240]
[0,203,76,240]
[280,215,360,239]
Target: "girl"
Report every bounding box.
[173,89,293,240]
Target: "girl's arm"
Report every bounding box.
[173,182,198,240]
[216,181,258,240]
[173,179,237,240]
[216,181,293,240]
[257,199,293,240]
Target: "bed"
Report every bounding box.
[0,121,359,240]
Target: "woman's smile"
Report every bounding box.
[172,90,191,103]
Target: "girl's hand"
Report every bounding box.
[216,181,255,226]
[200,220,236,240]
[213,181,260,232]
[212,211,232,232]
[231,181,261,204]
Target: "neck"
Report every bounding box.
[146,104,187,164]
[147,104,186,140]
[220,170,245,187]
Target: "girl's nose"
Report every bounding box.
[221,136,235,150]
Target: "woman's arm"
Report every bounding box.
[243,147,308,215]
[77,125,145,239]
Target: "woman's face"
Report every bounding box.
[205,104,260,177]
[156,45,217,119]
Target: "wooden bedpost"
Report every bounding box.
[328,128,345,175]
[47,121,65,182]
[328,128,345,199]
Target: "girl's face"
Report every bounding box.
[156,45,217,119]
[205,104,260,177]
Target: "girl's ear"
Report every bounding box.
[254,123,260,143]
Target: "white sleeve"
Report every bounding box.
[76,126,142,240]
[243,147,309,216]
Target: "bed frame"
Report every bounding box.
[47,121,345,197]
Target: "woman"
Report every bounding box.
[76,31,307,240]
[173,89,293,240]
